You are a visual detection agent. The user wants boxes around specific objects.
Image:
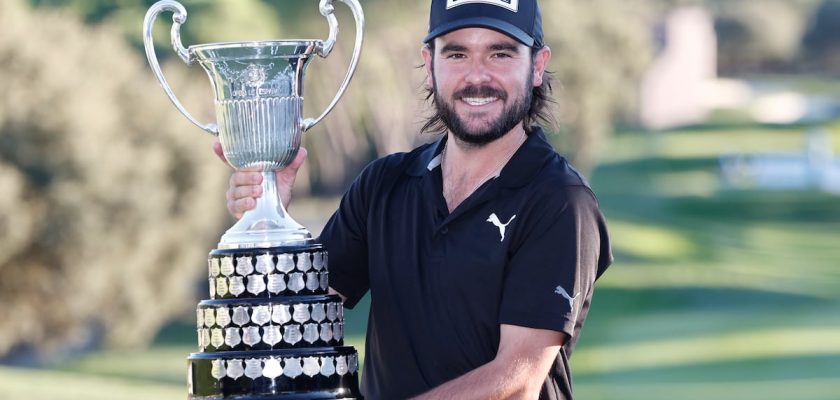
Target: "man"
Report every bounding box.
[220,0,612,398]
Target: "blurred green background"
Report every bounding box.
[1,0,839,399]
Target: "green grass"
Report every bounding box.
[4,121,840,399]
[570,121,840,399]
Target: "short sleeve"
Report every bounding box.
[498,185,611,339]
[318,163,377,309]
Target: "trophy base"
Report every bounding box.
[218,227,314,250]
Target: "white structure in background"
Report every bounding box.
[640,7,719,130]
[720,128,840,194]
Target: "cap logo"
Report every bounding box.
[446,0,519,12]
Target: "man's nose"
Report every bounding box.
[464,60,491,85]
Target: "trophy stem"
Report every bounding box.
[218,170,312,249]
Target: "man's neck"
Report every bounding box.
[441,125,528,212]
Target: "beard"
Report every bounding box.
[433,75,532,146]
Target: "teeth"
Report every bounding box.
[462,97,496,106]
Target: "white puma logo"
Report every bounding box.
[486,213,516,242]
[554,286,580,308]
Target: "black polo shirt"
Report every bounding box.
[320,127,612,400]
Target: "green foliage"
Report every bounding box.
[0,0,229,360]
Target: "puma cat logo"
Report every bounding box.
[554,286,580,308]
[486,213,516,242]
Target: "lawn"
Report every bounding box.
[3,121,839,399]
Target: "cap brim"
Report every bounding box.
[423,16,535,47]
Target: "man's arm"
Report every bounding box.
[411,324,566,400]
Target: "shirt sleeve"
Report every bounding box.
[318,162,378,309]
[498,185,611,340]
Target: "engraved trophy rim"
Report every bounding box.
[190,39,322,60]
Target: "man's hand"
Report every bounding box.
[214,141,308,219]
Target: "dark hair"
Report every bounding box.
[420,43,558,134]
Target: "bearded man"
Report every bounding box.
[220,0,612,398]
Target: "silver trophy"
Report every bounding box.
[143,0,363,249]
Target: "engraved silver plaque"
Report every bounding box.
[311,303,326,322]
[236,256,254,276]
[216,307,231,328]
[256,254,274,274]
[302,356,321,377]
[232,306,250,326]
[267,273,286,294]
[209,278,216,298]
[288,272,305,293]
[306,272,320,291]
[247,274,267,295]
[197,328,207,349]
[320,323,333,342]
[272,304,292,324]
[210,328,224,348]
[211,359,226,380]
[229,276,246,296]
[197,309,204,328]
[220,257,235,276]
[277,254,295,273]
[334,322,344,341]
[321,356,336,377]
[292,304,311,323]
[320,271,329,290]
[336,355,348,376]
[243,326,261,346]
[209,257,221,277]
[252,305,271,326]
[283,357,303,378]
[204,309,215,328]
[303,323,319,344]
[202,329,212,350]
[338,305,344,320]
[225,327,242,347]
[263,357,284,379]
[283,325,302,345]
[263,325,281,346]
[216,277,229,297]
[227,359,245,380]
[297,252,312,272]
[327,303,338,322]
[349,353,359,374]
[313,252,325,271]
[245,358,263,379]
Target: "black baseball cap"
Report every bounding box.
[424,0,544,48]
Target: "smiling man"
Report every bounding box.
[222,0,612,398]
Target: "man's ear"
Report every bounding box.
[421,44,434,89]
[532,46,552,87]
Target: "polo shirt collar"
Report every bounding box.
[406,127,556,189]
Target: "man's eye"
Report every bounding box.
[446,53,466,59]
[493,52,512,58]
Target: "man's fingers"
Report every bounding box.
[227,185,262,201]
[227,197,256,217]
[229,170,263,187]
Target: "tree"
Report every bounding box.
[0,0,229,361]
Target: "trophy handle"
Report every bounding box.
[301,0,365,132]
[143,0,219,136]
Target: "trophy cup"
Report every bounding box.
[143,0,364,398]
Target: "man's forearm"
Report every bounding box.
[410,356,543,400]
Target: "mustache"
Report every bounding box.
[454,85,507,101]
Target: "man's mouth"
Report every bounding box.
[461,97,499,106]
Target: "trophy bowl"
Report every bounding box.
[143,0,363,249]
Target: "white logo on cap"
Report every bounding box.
[446,0,519,13]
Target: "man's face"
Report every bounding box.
[422,28,549,145]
